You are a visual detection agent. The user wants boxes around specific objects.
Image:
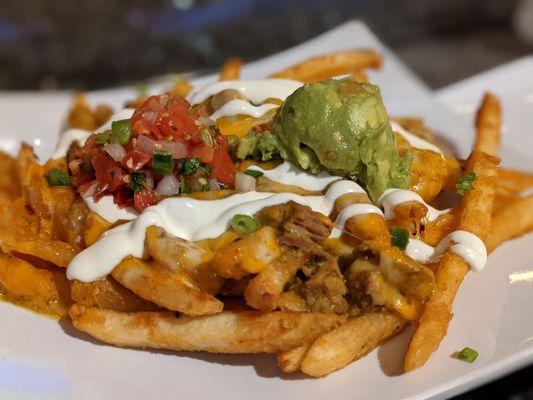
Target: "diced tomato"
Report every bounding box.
[210,137,235,185]
[92,154,127,191]
[122,148,152,171]
[189,143,215,164]
[133,188,157,212]
[113,187,132,207]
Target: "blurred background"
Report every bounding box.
[0,1,531,398]
[1,0,533,90]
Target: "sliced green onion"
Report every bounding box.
[199,129,215,147]
[110,119,132,145]
[456,172,477,197]
[130,171,146,192]
[390,227,409,250]
[46,168,72,186]
[244,169,264,178]
[179,176,191,194]
[181,157,200,175]
[231,214,260,235]
[95,131,111,145]
[457,347,478,363]
[152,151,174,176]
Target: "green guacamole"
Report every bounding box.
[237,79,411,199]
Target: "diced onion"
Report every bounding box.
[104,143,127,162]
[235,172,256,192]
[154,141,188,159]
[155,174,180,196]
[144,170,155,189]
[197,116,213,127]
[142,111,158,124]
[209,178,221,191]
[137,134,155,155]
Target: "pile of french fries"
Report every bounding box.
[1,50,532,378]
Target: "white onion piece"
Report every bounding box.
[209,178,221,191]
[155,174,180,196]
[137,135,155,155]
[80,181,99,198]
[144,170,154,189]
[142,111,158,124]
[104,143,127,162]
[235,172,256,192]
[154,141,188,159]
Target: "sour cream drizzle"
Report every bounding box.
[51,108,135,160]
[210,100,278,121]
[188,79,303,106]
[84,195,138,223]
[378,188,449,222]
[390,121,444,156]
[405,231,487,272]
[67,179,365,282]
[330,204,383,238]
[248,162,340,191]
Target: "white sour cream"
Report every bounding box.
[210,100,278,121]
[378,188,449,222]
[405,230,487,272]
[84,195,138,223]
[67,179,365,282]
[330,204,384,238]
[390,121,444,156]
[51,129,92,159]
[188,79,303,105]
[248,162,340,191]
[51,108,135,160]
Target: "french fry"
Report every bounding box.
[69,305,347,353]
[277,344,310,373]
[71,277,160,312]
[300,312,406,377]
[0,234,77,268]
[219,57,243,81]
[0,254,72,318]
[84,212,111,246]
[486,195,533,252]
[244,249,305,312]
[67,93,112,130]
[404,151,499,371]
[0,151,21,199]
[497,168,533,194]
[270,49,382,83]
[474,93,501,157]
[111,256,223,316]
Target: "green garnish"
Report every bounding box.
[181,157,200,175]
[110,119,132,145]
[130,171,146,192]
[456,347,478,363]
[152,151,174,176]
[244,169,264,178]
[46,168,72,186]
[95,131,111,145]
[231,214,260,235]
[456,172,477,197]
[390,227,409,250]
[199,129,215,147]
[179,176,191,193]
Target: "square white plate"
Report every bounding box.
[0,21,531,400]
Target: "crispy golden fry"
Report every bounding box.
[486,195,533,252]
[0,151,21,199]
[300,312,406,377]
[244,249,305,312]
[404,151,499,371]
[0,254,72,318]
[67,93,113,130]
[0,234,77,268]
[474,93,501,157]
[219,57,243,80]
[84,212,111,246]
[171,80,193,98]
[69,305,347,353]
[71,277,159,312]
[111,256,223,316]
[277,344,310,373]
[270,49,382,82]
[497,168,533,194]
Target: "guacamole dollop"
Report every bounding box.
[237,79,411,199]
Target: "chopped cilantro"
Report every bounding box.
[456,172,477,197]
[390,227,409,250]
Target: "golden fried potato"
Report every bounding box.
[111,256,223,316]
[300,312,406,377]
[474,92,501,157]
[219,57,243,81]
[84,212,111,246]
[277,344,310,373]
[69,305,347,353]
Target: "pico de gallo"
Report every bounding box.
[69,94,235,212]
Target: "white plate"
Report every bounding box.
[0,21,532,400]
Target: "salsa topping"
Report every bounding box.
[70,94,236,212]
